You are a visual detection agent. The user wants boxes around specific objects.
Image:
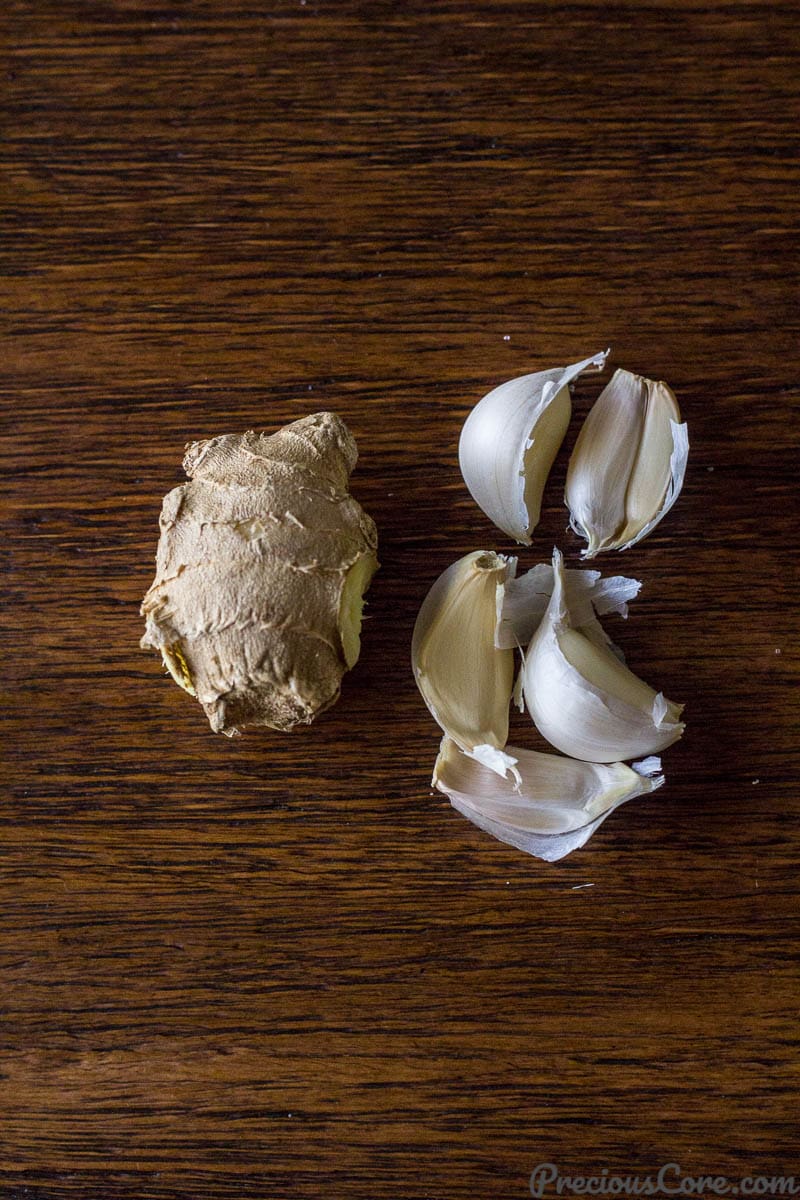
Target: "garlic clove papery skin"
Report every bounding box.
[432,735,664,862]
[522,549,684,762]
[566,368,689,557]
[412,551,518,779]
[459,350,609,545]
[496,559,641,652]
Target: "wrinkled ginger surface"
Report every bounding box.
[141,411,378,735]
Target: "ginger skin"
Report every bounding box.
[141,412,378,735]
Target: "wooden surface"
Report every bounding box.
[4,2,799,1197]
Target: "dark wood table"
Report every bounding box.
[4,2,799,1197]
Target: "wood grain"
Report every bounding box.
[4,1,799,1197]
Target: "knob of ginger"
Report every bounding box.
[140,411,378,735]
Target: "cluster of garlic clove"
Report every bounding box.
[459,352,688,554]
[412,352,689,862]
[412,548,682,861]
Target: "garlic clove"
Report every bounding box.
[412,551,518,778]
[616,380,679,546]
[459,350,609,545]
[522,549,684,762]
[566,368,689,557]
[433,735,664,862]
[619,413,689,552]
[565,369,643,556]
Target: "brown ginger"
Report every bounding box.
[141,411,378,735]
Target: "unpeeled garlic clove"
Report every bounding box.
[433,735,664,862]
[522,549,684,762]
[459,350,609,545]
[565,367,689,557]
[412,551,518,779]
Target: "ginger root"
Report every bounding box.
[140,411,378,735]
